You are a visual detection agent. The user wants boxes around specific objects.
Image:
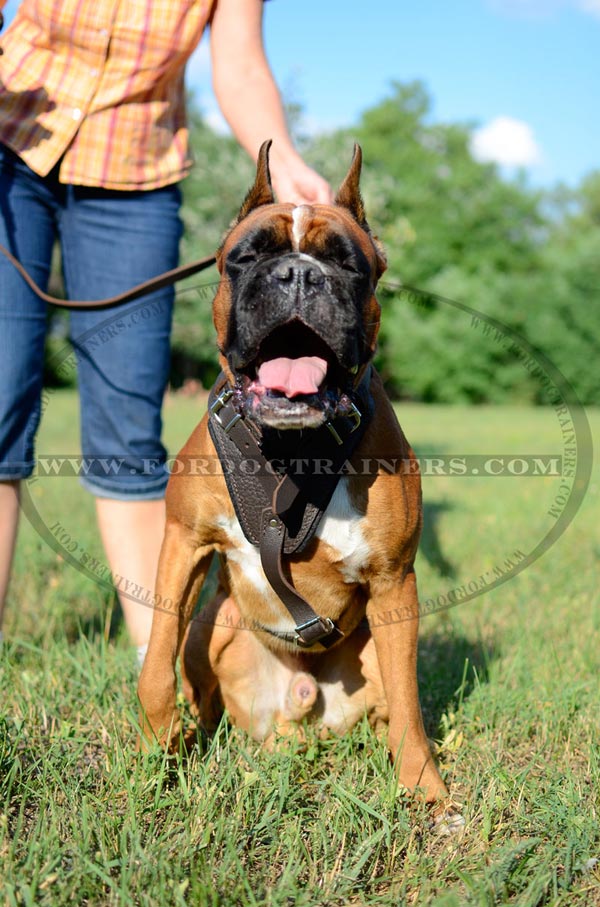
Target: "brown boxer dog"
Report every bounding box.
[138,142,450,804]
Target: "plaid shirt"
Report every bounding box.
[0,0,215,189]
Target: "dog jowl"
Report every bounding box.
[138,141,455,810]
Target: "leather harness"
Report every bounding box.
[208,371,374,648]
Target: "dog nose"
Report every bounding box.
[271,258,324,287]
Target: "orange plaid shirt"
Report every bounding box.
[0,0,215,189]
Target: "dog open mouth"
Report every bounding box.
[235,322,355,430]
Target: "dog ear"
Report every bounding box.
[236,140,275,222]
[335,143,367,227]
[336,143,387,280]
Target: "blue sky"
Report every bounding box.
[3,0,598,187]
[192,0,599,188]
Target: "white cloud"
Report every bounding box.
[470,116,542,167]
[577,0,600,17]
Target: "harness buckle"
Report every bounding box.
[347,400,362,433]
[325,400,362,445]
[325,421,343,445]
[210,388,242,434]
[294,616,336,647]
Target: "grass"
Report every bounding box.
[1,390,599,906]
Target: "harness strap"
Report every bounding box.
[208,372,374,648]
[207,382,340,646]
[260,503,344,648]
[208,383,328,552]
[0,242,217,309]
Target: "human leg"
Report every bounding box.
[0,481,20,635]
[0,145,59,633]
[59,183,182,648]
[94,497,165,647]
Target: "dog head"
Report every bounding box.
[212,141,386,430]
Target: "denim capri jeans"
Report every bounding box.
[0,144,182,499]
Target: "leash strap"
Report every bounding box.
[0,242,217,309]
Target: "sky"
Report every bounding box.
[3,0,598,187]
[190,0,599,188]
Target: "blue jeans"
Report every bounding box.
[0,145,182,498]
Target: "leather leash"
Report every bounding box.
[0,241,217,309]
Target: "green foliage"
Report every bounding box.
[41,83,600,403]
[531,183,600,404]
[341,83,557,403]
[173,81,600,404]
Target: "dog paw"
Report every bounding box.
[264,722,309,752]
[431,809,466,836]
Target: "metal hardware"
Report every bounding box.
[217,411,242,434]
[209,388,242,434]
[294,616,335,647]
[325,421,343,445]
[209,387,234,414]
[347,401,362,433]
[325,399,362,445]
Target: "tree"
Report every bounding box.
[44,85,600,405]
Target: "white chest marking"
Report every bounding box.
[215,513,296,633]
[316,479,371,582]
[216,478,369,631]
[215,513,269,594]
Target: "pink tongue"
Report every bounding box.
[257,356,327,398]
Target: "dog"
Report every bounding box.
[138,142,450,804]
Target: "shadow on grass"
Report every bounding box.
[417,626,493,738]
[420,500,457,579]
[73,592,124,648]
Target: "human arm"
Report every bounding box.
[209,0,332,205]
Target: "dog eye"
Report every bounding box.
[330,256,362,276]
[340,259,360,273]
[233,250,259,264]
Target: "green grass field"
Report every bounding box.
[1,390,598,906]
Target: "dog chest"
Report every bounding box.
[215,477,370,609]
[315,478,371,582]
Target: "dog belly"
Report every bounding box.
[181,594,386,743]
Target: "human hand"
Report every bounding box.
[269,151,334,206]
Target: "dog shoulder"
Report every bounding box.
[165,415,233,536]
[315,478,372,584]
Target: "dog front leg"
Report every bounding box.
[367,569,448,802]
[137,519,214,750]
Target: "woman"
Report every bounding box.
[0,0,332,660]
